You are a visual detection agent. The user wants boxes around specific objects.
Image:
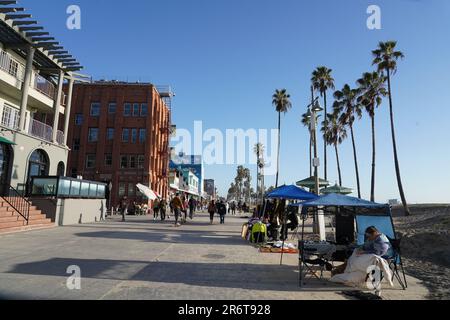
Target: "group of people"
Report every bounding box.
[168,193,198,227]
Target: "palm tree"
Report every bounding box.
[372,41,410,215]
[272,89,292,188]
[254,143,265,202]
[301,112,313,177]
[333,84,363,198]
[235,166,246,202]
[357,71,387,202]
[322,112,347,187]
[312,67,335,181]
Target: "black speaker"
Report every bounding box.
[335,213,355,245]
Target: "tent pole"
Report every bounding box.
[280,207,288,265]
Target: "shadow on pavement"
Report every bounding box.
[73,230,246,246]
[5,258,301,292]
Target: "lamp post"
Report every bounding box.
[307,87,326,240]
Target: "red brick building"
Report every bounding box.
[66,82,172,208]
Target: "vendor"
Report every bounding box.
[355,226,394,259]
[332,226,393,276]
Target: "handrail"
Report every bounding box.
[1,184,31,225]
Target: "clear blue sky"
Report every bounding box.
[21,0,450,203]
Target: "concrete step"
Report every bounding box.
[0,223,55,235]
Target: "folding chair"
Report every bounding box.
[386,236,408,289]
[355,215,408,290]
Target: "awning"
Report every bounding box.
[299,193,388,209]
[0,137,16,145]
[266,185,318,201]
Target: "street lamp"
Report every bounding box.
[308,93,326,241]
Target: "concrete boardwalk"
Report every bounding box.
[0,213,429,300]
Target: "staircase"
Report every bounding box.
[0,186,54,234]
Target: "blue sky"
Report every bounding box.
[21,0,450,203]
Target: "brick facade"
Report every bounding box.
[66,83,171,208]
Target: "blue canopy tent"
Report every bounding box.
[292,193,407,289]
[264,185,318,265]
[266,185,318,201]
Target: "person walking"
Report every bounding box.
[171,193,184,227]
[231,202,236,216]
[188,197,196,220]
[218,200,227,224]
[208,200,216,225]
[160,198,167,221]
[153,198,160,221]
[120,197,128,222]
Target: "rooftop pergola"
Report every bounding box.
[0,0,83,73]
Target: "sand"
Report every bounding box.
[392,204,450,300]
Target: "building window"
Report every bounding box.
[124,103,131,117]
[1,104,20,130]
[128,183,135,196]
[139,129,146,143]
[122,128,129,142]
[120,155,128,169]
[131,128,137,143]
[108,103,116,114]
[129,156,136,169]
[105,154,113,167]
[88,128,99,142]
[140,104,148,117]
[138,155,145,169]
[86,154,96,169]
[118,183,126,197]
[106,128,114,140]
[73,138,80,151]
[90,103,101,117]
[133,103,140,117]
[75,114,83,125]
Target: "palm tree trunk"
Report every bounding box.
[350,125,361,198]
[323,91,328,181]
[387,69,410,216]
[371,114,376,202]
[335,144,342,187]
[276,111,281,188]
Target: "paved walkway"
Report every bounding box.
[0,213,429,300]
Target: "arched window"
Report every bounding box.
[28,149,49,180]
[57,162,65,177]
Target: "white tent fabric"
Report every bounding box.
[136,184,158,201]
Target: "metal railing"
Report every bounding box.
[56,130,65,145]
[29,118,53,142]
[1,184,31,225]
[0,49,25,82]
[33,73,56,100]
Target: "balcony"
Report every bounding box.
[32,73,56,100]
[0,49,25,82]
[28,118,52,142]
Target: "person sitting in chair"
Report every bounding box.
[355,226,394,259]
[332,226,393,276]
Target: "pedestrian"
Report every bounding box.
[153,198,160,221]
[208,200,216,224]
[218,200,227,224]
[188,196,196,220]
[231,202,236,216]
[171,193,184,227]
[182,195,188,223]
[160,198,167,221]
[120,197,128,222]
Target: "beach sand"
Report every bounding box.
[392,204,450,300]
